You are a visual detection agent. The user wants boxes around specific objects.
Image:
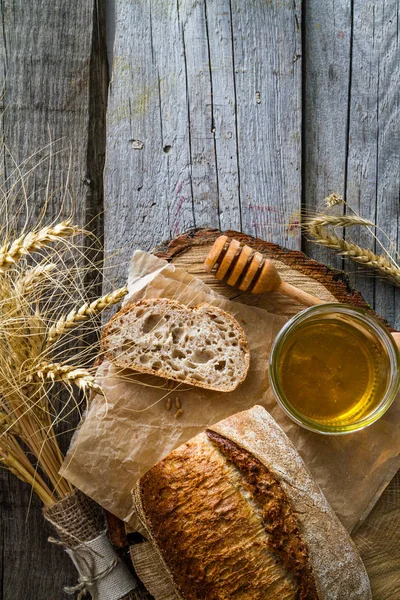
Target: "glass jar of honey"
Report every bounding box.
[269,304,400,434]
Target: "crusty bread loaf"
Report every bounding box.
[102,298,250,392]
[132,406,371,600]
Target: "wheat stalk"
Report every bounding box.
[0,151,135,512]
[0,410,22,436]
[307,220,400,286]
[0,435,55,506]
[0,220,79,273]
[47,286,128,342]
[15,263,56,296]
[33,362,103,396]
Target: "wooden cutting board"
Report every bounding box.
[109,228,399,600]
[155,228,400,600]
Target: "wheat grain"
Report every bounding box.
[308,222,400,286]
[47,286,128,342]
[34,362,103,396]
[0,220,80,273]
[309,215,374,229]
[324,193,345,207]
[15,263,56,295]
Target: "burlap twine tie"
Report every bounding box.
[44,489,145,600]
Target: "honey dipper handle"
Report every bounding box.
[278,280,324,307]
[391,331,400,351]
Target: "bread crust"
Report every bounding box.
[137,433,299,599]
[209,406,372,600]
[205,430,318,599]
[102,297,250,392]
[134,407,372,600]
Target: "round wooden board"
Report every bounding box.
[155,228,399,600]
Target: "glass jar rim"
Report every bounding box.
[268,303,400,435]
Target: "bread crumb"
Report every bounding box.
[174,408,184,419]
[103,298,250,393]
[165,397,172,411]
[175,397,181,409]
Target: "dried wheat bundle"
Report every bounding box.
[0,146,142,598]
[305,194,400,287]
[0,218,143,598]
[0,217,128,505]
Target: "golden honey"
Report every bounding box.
[269,305,400,433]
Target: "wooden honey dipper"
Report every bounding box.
[204,235,324,307]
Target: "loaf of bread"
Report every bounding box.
[102,298,250,392]
[132,406,371,600]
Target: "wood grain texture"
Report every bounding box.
[303,0,400,330]
[155,228,390,324]
[0,1,108,598]
[104,0,302,293]
[231,1,302,248]
[353,471,400,600]
[345,0,400,328]
[302,0,352,269]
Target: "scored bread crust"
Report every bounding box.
[209,406,372,600]
[135,433,301,599]
[102,298,250,392]
[133,407,372,600]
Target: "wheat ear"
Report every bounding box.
[307,220,400,286]
[325,193,345,207]
[0,220,80,273]
[47,286,128,342]
[15,263,56,296]
[309,215,374,228]
[33,362,103,395]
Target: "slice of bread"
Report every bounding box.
[102,298,250,392]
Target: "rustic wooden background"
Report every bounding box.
[0,0,399,598]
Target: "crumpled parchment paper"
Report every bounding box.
[61,251,400,533]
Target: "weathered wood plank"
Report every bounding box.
[302,0,352,269]
[231,0,302,248]
[104,0,302,292]
[304,0,400,331]
[204,0,241,232]
[0,1,108,598]
[344,0,380,310]
[346,0,400,330]
[368,0,400,329]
